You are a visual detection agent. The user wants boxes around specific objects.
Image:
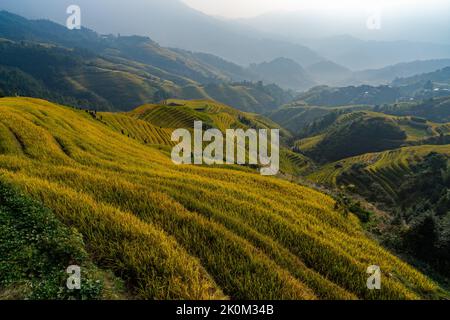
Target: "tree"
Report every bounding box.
[405,214,438,261]
[153,89,170,102]
[423,80,434,91]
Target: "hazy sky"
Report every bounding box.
[182,0,446,18]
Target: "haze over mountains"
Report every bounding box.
[1,0,450,95]
[234,3,450,44]
[0,0,322,67]
[0,11,299,112]
[235,2,450,69]
[1,6,450,113]
[302,36,450,70]
[1,0,450,73]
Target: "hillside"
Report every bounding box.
[248,58,316,91]
[0,11,294,113]
[100,99,289,142]
[99,99,313,175]
[310,144,450,191]
[393,67,450,88]
[353,59,450,86]
[295,85,403,107]
[268,104,370,136]
[379,96,450,123]
[293,65,450,108]
[177,50,256,82]
[0,38,292,113]
[0,97,446,299]
[306,60,352,86]
[127,99,289,133]
[0,1,324,67]
[0,11,229,85]
[295,112,408,163]
[309,145,450,276]
[293,110,450,163]
[273,102,450,277]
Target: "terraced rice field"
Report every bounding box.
[309,145,450,196]
[0,97,447,300]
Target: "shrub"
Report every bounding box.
[0,181,104,300]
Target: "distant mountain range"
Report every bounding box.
[305,60,352,86]
[1,1,450,93]
[0,0,324,67]
[236,7,450,69]
[1,8,450,110]
[0,11,294,112]
[235,6,450,46]
[292,64,450,107]
[3,0,450,72]
[301,36,450,71]
[393,66,450,87]
[351,59,450,85]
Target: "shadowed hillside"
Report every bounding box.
[292,110,450,163]
[310,145,450,190]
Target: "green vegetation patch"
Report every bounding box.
[0,180,115,299]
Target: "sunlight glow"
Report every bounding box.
[182,0,437,18]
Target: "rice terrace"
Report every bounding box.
[0,0,449,315]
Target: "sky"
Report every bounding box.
[182,0,445,18]
[0,0,448,44]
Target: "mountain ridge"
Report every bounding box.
[0,11,295,112]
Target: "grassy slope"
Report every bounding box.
[99,113,174,146]
[0,97,447,300]
[128,99,288,132]
[100,99,314,175]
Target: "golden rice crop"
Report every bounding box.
[0,97,447,300]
